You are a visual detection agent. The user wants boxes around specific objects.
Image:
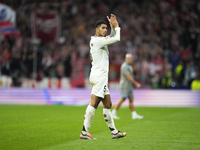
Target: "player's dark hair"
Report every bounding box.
[94,20,107,28]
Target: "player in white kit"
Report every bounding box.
[80,14,126,139]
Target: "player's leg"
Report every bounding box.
[111,97,125,119]
[102,94,126,139]
[129,97,135,112]
[102,94,117,133]
[112,88,127,119]
[115,97,126,110]
[80,74,103,139]
[129,96,143,119]
[80,94,101,139]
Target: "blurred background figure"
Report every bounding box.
[10,48,23,86]
[112,53,143,120]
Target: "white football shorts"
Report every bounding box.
[89,74,110,98]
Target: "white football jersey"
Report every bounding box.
[89,27,121,77]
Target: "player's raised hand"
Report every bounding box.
[110,14,117,20]
[107,15,111,24]
[107,14,119,28]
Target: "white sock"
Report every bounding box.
[82,105,95,134]
[112,109,117,115]
[103,108,118,134]
[132,111,137,116]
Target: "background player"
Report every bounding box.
[112,53,143,119]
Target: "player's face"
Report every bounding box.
[96,24,107,37]
[127,56,133,64]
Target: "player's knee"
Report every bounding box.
[129,99,133,103]
[91,103,98,109]
[109,103,112,109]
[90,101,99,109]
[129,102,133,106]
[104,103,112,109]
[121,98,126,102]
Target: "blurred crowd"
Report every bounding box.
[0,0,200,88]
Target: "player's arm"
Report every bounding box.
[107,14,119,37]
[94,27,120,48]
[108,26,116,37]
[122,65,141,88]
[126,74,141,88]
[94,14,120,48]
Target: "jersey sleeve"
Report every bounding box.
[108,26,116,37]
[95,27,121,48]
[122,64,130,76]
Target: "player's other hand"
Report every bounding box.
[136,82,141,88]
[107,14,119,28]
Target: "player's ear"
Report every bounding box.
[95,28,99,33]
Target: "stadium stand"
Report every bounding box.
[0,0,200,89]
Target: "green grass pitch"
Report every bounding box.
[0,105,200,150]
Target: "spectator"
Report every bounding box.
[1,48,11,76]
[10,48,23,86]
[184,60,197,86]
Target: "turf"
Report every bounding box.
[0,105,200,150]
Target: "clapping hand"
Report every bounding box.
[107,14,119,28]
